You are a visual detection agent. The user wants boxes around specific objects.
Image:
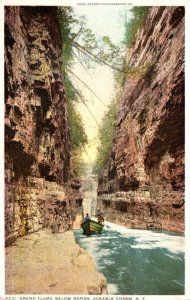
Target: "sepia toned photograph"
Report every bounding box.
[4,3,185,296]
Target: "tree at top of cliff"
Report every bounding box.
[112,7,151,86]
[57,6,124,73]
[124,6,150,48]
[57,7,124,176]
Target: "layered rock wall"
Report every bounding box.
[5,6,82,245]
[97,7,184,232]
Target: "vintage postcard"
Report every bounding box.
[1,0,189,299]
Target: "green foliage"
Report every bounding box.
[64,75,87,176]
[93,7,151,174]
[115,6,153,86]
[64,73,78,102]
[57,7,124,176]
[57,8,88,176]
[61,67,87,153]
[121,61,155,86]
[67,98,87,150]
[70,148,86,177]
[93,100,118,174]
[57,7,122,72]
[57,7,76,68]
[124,6,150,48]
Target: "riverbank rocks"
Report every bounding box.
[97,7,184,233]
[6,229,108,294]
[5,6,83,245]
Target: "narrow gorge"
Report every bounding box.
[97,6,185,233]
[4,5,185,296]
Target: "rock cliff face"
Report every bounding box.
[5,6,83,245]
[97,7,184,233]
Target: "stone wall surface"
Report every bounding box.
[97,7,184,232]
[5,6,82,245]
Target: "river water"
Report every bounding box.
[74,222,184,295]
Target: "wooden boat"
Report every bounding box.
[81,219,104,235]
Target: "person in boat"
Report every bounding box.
[84,213,91,222]
[98,213,104,224]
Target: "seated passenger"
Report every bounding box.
[84,213,90,221]
[98,214,104,224]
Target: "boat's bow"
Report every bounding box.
[81,219,104,235]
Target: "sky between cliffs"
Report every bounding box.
[72,5,130,164]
